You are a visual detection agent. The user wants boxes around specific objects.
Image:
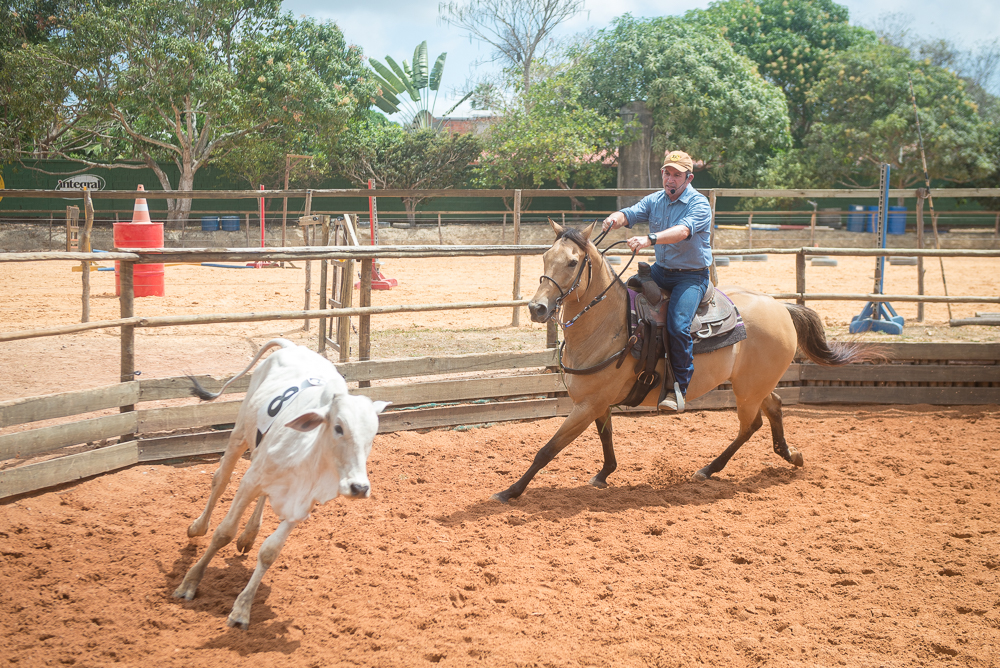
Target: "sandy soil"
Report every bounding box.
[1,249,999,667]
[1,405,999,667]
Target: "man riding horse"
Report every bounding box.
[602,149,712,412]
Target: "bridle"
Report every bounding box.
[537,227,640,375]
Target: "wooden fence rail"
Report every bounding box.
[1,343,997,500]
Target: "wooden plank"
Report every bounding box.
[354,374,565,407]
[800,364,1000,383]
[0,441,138,499]
[1,382,139,428]
[336,349,559,383]
[876,343,1000,361]
[0,412,137,462]
[378,397,575,433]
[0,251,140,262]
[138,401,242,433]
[798,386,1000,405]
[138,431,232,462]
[139,374,252,402]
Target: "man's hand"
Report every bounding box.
[626,235,652,253]
[602,211,627,232]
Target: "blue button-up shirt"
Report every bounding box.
[621,185,713,270]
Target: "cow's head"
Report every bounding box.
[285,392,389,499]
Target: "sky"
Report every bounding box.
[281,0,1000,120]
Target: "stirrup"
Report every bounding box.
[658,382,685,412]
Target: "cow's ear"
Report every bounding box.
[372,400,391,415]
[285,408,328,432]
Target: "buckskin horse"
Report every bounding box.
[492,220,882,503]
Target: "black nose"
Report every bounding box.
[528,302,547,320]
[349,483,370,497]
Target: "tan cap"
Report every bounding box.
[662,150,694,173]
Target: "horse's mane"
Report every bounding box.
[556,226,594,254]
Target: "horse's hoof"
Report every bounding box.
[589,475,608,489]
[692,468,711,482]
[490,492,511,504]
[789,449,804,468]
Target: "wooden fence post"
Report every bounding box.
[746,213,753,249]
[318,215,330,353]
[302,190,313,332]
[119,260,136,440]
[708,190,718,286]
[796,250,806,306]
[337,215,355,362]
[916,191,926,322]
[358,258,372,386]
[511,189,522,327]
[80,189,94,323]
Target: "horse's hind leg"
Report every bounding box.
[590,407,617,489]
[693,401,764,482]
[761,392,803,467]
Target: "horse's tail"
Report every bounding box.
[784,304,888,366]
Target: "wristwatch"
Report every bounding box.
[647,233,657,245]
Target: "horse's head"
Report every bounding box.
[528,219,598,323]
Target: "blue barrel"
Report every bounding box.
[220,215,240,231]
[888,206,906,235]
[847,205,866,232]
[201,215,219,231]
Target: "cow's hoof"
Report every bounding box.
[187,520,207,538]
[227,615,249,630]
[589,475,608,489]
[692,468,711,482]
[172,584,196,600]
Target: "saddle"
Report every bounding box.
[617,263,745,407]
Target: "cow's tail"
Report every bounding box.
[785,304,888,366]
[189,338,297,401]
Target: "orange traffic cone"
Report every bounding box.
[132,184,152,223]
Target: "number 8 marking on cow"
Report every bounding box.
[267,386,299,417]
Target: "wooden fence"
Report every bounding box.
[2,185,999,500]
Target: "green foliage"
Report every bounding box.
[475,69,621,198]
[576,14,792,184]
[762,42,995,191]
[3,0,374,224]
[690,0,875,146]
[329,117,481,222]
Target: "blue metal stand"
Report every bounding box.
[850,163,905,335]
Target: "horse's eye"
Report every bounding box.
[567,259,578,268]
[335,425,344,435]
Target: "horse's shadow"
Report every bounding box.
[435,463,801,527]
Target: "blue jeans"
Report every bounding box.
[649,264,710,395]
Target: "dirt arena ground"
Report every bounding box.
[1,248,999,667]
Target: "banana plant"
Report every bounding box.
[369,41,472,129]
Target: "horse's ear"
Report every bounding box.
[581,221,598,241]
[547,217,565,238]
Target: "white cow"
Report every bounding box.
[172,338,389,629]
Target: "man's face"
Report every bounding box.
[661,165,692,197]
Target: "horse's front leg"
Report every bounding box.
[591,406,616,488]
[492,404,603,503]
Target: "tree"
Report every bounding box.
[689,0,875,147]
[475,67,621,209]
[9,0,374,226]
[761,43,995,192]
[438,0,584,95]
[329,116,481,226]
[577,15,792,184]
[368,41,472,129]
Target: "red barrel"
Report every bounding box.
[114,222,165,297]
